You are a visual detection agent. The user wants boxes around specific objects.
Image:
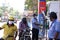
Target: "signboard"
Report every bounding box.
[38,0,46,14]
[49,1,59,13]
[38,0,46,23]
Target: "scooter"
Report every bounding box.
[20,27,31,40]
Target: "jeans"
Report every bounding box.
[32,28,39,40]
[49,38,53,40]
[49,38,60,40]
[0,38,4,40]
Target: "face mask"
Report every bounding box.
[8,21,14,24]
[34,16,37,18]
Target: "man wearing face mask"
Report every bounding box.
[0,16,18,40]
[32,14,40,40]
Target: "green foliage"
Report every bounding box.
[25,0,38,13]
[18,16,21,19]
[46,0,49,2]
[0,13,2,17]
[25,0,35,10]
[0,6,21,19]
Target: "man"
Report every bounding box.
[32,14,40,40]
[0,16,18,40]
[19,17,29,40]
[48,12,60,40]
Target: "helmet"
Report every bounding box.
[8,16,14,21]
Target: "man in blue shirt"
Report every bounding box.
[32,14,40,40]
[48,12,60,40]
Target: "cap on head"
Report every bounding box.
[8,16,14,21]
[49,12,57,19]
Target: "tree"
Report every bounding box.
[25,0,38,13]
[0,7,3,17]
[25,0,33,10]
[46,0,49,2]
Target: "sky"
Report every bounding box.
[0,0,26,12]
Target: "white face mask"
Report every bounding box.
[8,21,14,24]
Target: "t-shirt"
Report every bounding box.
[32,18,40,30]
[1,23,17,39]
[48,19,60,39]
